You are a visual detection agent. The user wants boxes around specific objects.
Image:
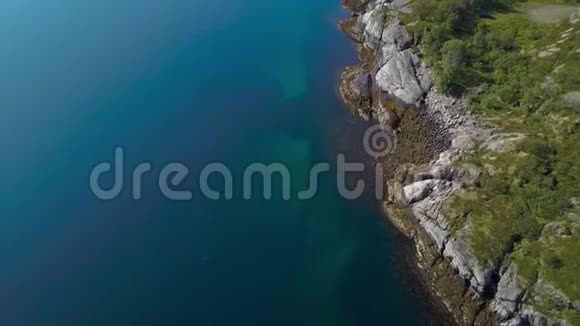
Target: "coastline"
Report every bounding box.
[337,1,578,325]
[337,3,492,320]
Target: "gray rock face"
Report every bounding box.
[491,263,526,323]
[358,8,386,48]
[403,179,437,204]
[376,49,427,106]
[379,18,412,63]
[443,235,494,294]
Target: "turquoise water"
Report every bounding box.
[0,1,444,325]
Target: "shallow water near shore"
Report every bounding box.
[0,0,446,324]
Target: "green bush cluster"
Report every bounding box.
[408,0,556,101]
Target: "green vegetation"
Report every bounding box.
[406,0,580,321]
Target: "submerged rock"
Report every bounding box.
[338,16,365,43]
[339,66,373,119]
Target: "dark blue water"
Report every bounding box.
[0,1,444,325]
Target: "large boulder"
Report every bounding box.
[403,179,437,204]
[376,49,427,107]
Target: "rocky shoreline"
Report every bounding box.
[338,1,575,325]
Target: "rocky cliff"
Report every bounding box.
[339,1,578,325]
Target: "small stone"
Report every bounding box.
[544,222,573,237]
[484,163,498,176]
[571,10,580,24]
[484,133,526,153]
[455,163,482,186]
[563,92,580,112]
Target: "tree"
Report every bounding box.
[438,39,468,93]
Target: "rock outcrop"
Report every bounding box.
[339,4,431,125]
[376,49,429,107]
[490,263,526,324]
[339,0,576,325]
